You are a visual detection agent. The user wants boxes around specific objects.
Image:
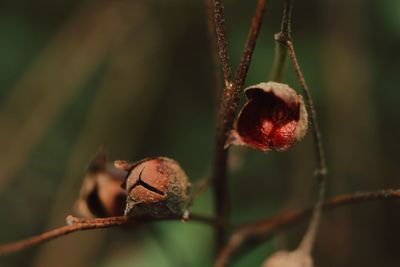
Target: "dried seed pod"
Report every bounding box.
[75,150,127,218]
[227,81,308,151]
[114,157,190,218]
[262,250,313,267]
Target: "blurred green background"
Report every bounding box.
[0,0,400,266]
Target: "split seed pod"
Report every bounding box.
[115,157,190,218]
[75,151,127,218]
[227,81,308,151]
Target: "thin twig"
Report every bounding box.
[205,0,222,98]
[211,0,267,252]
[279,0,292,40]
[0,213,225,257]
[232,0,266,94]
[269,0,292,81]
[0,216,128,256]
[213,0,232,88]
[211,0,232,252]
[286,38,328,254]
[286,40,327,178]
[285,36,328,258]
[215,189,400,267]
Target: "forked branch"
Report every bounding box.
[211,0,266,251]
[215,189,400,267]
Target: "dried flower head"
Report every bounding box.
[114,157,190,218]
[227,81,308,151]
[75,150,127,218]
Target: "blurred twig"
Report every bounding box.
[215,189,400,267]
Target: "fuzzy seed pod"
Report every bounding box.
[114,157,190,218]
[227,81,308,151]
[262,250,313,267]
[75,151,127,218]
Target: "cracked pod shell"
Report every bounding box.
[227,81,308,151]
[115,157,189,218]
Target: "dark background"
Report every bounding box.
[0,0,399,266]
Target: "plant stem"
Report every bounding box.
[0,213,225,257]
[211,0,232,252]
[213,0,232,89]
[215,189,400,267]
[0,216,128,256]
[205,0,222,98]
[269,0,292,81]
[211,0,266,253]
[286,41,327,254]
[286,40,327,178]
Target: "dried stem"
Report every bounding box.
[232,0,267,93]
[215,189,400,267]
[286,40,327,178]
[205,0,222,98]
[211,0,266,251]
[0,213,225,257]
[213,0,232,88]
[286,38,328,254]
[211,0,232,251]
[0,216,128,256]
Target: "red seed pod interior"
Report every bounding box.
[115,157,189,218]
[228,82,308,151]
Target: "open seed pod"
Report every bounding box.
[114,157,190,218]
[75,151,127,218]
[227,81,308,151]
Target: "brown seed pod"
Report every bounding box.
[114,157,190,218]
[227,81,308,151]
[75,150,127,218]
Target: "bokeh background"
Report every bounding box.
[0,0,400,266]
